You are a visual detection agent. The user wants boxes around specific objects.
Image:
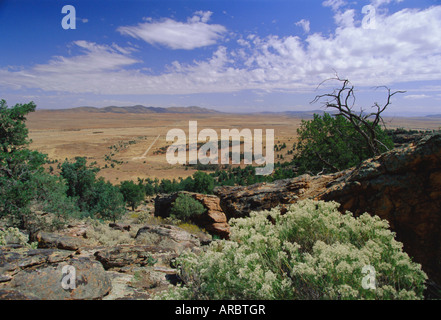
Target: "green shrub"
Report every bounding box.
[294,113,394,174]
[119,180,145,210]
[89,178,126,222]
[60,157,126,221]
[157,200,427,300]
[60,156,100,211]
[170,193,206,221]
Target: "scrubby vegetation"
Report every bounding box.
[134,111,398,192]
[119,180,145,211]
[170,193,206,221]
[0,227,37,248]
[0,100,127,231]
[157,200,427,300]
[0,97,433,301]
[294,113,393,174]
[0,99,77,231]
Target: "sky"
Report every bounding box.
[0,0,441,115]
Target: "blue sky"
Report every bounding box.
[1,0,441,115]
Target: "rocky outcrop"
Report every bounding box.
[190,194,230,239]
[0,248,74,276]
[214,134,441,284]
[0,247,111,300]
[109,223,131,232]
[35,232,86,251]
[154,192,230,239]
[0,221,208,299]
[10,257,111,300]
[135,224,203,251]
[214,174,339,219]
[318,134,441,285]
[94,245,175,271]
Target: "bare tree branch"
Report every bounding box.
[311,76,405,156]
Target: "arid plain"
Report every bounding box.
[26,110,441,184]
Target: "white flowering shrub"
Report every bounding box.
[0,227,37,248]
[156,200,427,300]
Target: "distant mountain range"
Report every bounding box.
[48,105,222,114]
[40,105,441,118]
[50,106,330,117]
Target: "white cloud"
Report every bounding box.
[371,0,404,8]
[295,19,310,33]
[322,0,347,11]
[0,41,140,93]
[404,94,430,100]
[334,9,355,28]
[117,11,226,50]
[1,6,441,98]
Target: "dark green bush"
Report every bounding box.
[294,113,393,174]
[119,180,145,210]
[170,193,206,221]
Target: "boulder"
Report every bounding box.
[154,191,230,239]
[135,224,201,253]
[94,244,176,271]
[0,247,111,300]
[154,193,180,218]
[214,174,338,219]
[35,232,86,251]
[9,257,111,300]
[0,289,40,300]
[109,223,131,232]
[62,223,88,238]
[0,248,73,276]
[318,134,441,285]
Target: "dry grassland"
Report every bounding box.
[26,110,441,184]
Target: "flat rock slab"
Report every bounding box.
[9,257,111,300]
[0,248,73,275]
[0,289,40,300]
[36,232,86,251]
[94,245,176,270]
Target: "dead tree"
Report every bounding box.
[311,76,405,156]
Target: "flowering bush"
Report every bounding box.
[156,200,427,300]
[0,227,37,248]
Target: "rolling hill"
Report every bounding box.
[49,105,222,114]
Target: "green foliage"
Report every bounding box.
[89,178,126,222]
[60,157,100,211]
[136,164,300,196]
[294,113,393,174]
[158,200,427,300]
[31,171,81,230]
[119,180,145,210]
[191,171,214,194]
[170,193,206,221]
[0,99,35,149]
[60,157,125,221]
[137,171,216,195]
[0,100,50,228]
